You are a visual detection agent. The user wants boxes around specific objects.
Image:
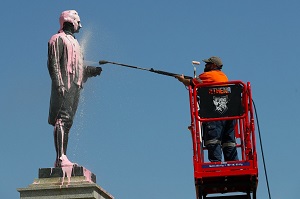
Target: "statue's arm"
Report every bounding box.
[47,37,64,89]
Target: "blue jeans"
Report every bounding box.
[203,120,238,162]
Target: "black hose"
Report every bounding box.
[252,99,272,199]
[99,60,192,79]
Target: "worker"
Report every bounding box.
[175,56,238,162]
[47,10,102,167]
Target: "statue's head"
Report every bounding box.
[59,10,82,33]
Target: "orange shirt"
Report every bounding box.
[192,70,228,85]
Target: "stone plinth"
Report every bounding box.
[17,166,114,199]
[38,166,97,183]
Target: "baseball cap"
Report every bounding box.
[202,56,223,67]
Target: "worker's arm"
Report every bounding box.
[176,74,203,87]
[175,74,192,86]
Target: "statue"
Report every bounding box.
[47,10,102,167]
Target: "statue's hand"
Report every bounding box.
[58,86,67,97]
[94,67,102,76]
[86,66,102,77]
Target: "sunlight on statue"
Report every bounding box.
[47,10,102,167]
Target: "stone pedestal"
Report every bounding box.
[17,166,114,199]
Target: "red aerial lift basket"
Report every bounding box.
[188,81,258,199]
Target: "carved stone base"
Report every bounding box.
[17,166,114,199]
[38,165,97,184]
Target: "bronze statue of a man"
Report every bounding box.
[47,10,102,167]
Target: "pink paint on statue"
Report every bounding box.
[48,31,84,90]
[83,168,93,183]
[59,10,82,33]
[60,155,75,187]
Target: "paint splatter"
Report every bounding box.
[60,155,76,187]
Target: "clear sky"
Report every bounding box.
[1,1,299,198]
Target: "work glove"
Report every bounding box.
[86,66,102,77]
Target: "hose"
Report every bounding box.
[252,99,272,199]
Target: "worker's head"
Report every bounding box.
[59,10,82,33]
[203,56,223,72]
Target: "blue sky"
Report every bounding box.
[1,1,299,198]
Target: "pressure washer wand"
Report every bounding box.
[99,60,192,79]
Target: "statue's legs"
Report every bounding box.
[54,119,71,167]
[50,84,81,167]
